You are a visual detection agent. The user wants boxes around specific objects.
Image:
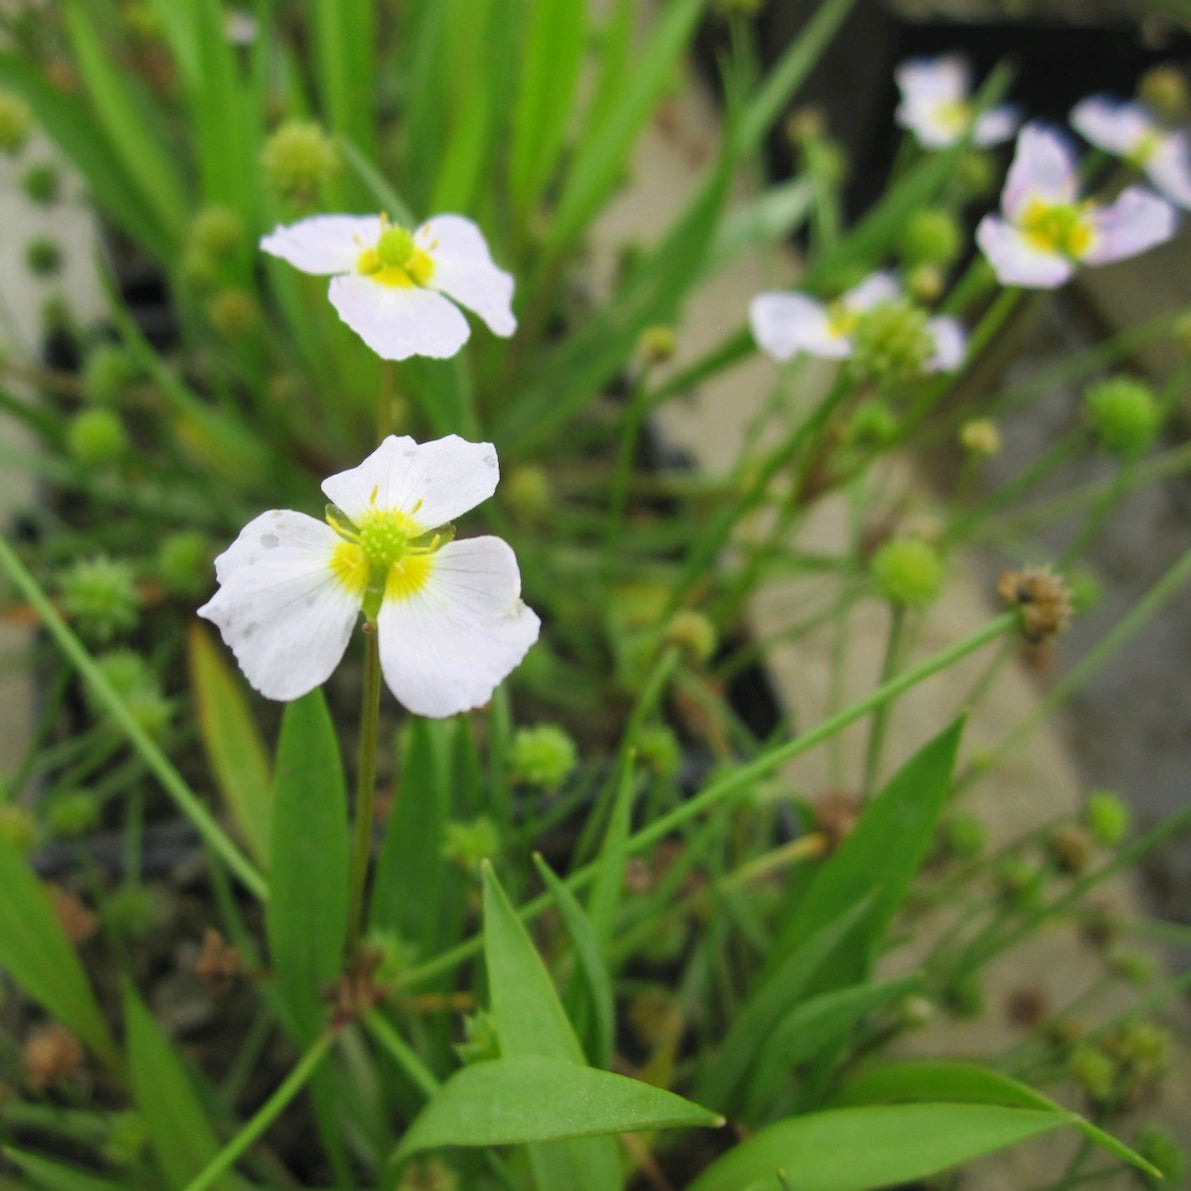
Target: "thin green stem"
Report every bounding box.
[604,364,656,582]
[860,603,905,802]
[181,1031,335,1191]
[0,533,267,901]
[401,612,1017,987]
[364,1009,440,1098]
[346,625,383,961]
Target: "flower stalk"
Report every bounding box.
[346,624,382,962]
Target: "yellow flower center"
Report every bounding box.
[355,219,436,288]
[826,300,859,338]
[935,99,971,137]
[1020,197,1094,259]
[1127,130,1161,169]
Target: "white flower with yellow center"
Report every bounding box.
[976,124,1177,289]
[260,213,515,360]
[749,271,966,372]
[1071,95,1191,209]
[197,435,540,717]
[895,54,1020,149]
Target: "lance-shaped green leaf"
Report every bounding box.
[267,690,350,1043]
[394,1054,721,1164]
[0,832,118,1069]
[2,1147,126,1191]
[189,624,272,866]
[686,1103,1068,1191]
[831,1060,1161,1178]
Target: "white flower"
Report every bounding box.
[261,213,516,361]
[749,271,966,372]
[197,436,540,718]
[895,54,1020,149]
[1071,94,1191,209]
[976,123,1178,288]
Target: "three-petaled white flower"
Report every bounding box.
[197,435,540,718]
[894,54,1019,149]
[976,124,1178,289]
[261,213,516,360]
[1071,95,1191,209]
[749,272,967,372]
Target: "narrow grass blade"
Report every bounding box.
[587,749,637,952]
[1,1148,125,1191]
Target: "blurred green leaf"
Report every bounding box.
[393,1054,721,1163]
[188,624,272,867]
[687,1103,1067,1191]
[267,690,350,1043]
[1,1148,125,1191]
[709,178,815,271]
[0,832,118,1069]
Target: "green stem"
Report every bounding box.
[346,625,382,961]
[0,533,267,901]
[378,360,395,442]
[860,603,905,802]
[401,612,1017,987]
[364,1009,440,1098]
[604,363,655,582]
[181,1031,335,1191]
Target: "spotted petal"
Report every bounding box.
[1083,186,1178,266]
[926,316,967,372]
[328,273,470,360]
[416,214,516,337]
[1003,124,1079,221]
[376,537,540,717]
[197,510,360,701]
[322,434,501,531]
[1070,95,1153,158]
[976,214,1073,288]
[260,215,382,275]
[749,292,847,361]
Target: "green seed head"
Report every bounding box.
[941,813,987,859]
[636,724,683,780]
[47,790,101,838]
[156,530,212,597]
[846,399,899,447]
[101,1111,150,1168]
[959,418,1001,456]
[1084,375,1161,457]
[637,324,677,365]
[441,815,502,872]
[509,724,579,790]
[1084,790,1130,847]
[872,537,944,607]
[1068,1043,1116,1104]
[848,298,934,386]
[1135,1126,1186,1188]
[261,120,340,208]
[455,1009,500,1064]
[25,236,62,276]
[0,806,36,854]
[505,464,551,517]
[377,225,415,268]
[68,408,127,465]
[191,205,245,260]
[1139,65,1189,120]
[82,344,137,405]
[103,885,158,940]
[21,162,59,205]
[206,288,259,338]
[666,608,717,663]
[59,557,140,644]
[899,208,962,267]
[0,90,32,155]
[359,516,408,571]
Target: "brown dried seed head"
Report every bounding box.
[22,1023,84,1089]
[47,884,98,945]
[998,565,1074,642]
[195,928,242,998]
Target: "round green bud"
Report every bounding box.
[191,205,245,261]
[666,609,717,663]
[955,149,996,199]
[25,236,62,276]
[179,245,219,290]
[40,293,71,333]
[846,399,899,447]
[806,137,847,187]
[637,324,677,365]
[1139,66,1189,121]
[1084,376,1161,457]
[377,225,415,268]
[101,1111,149,1168]
[0,805,36,854]
[871,537,944,607]
[47,790,100,838]
[21,162,60,205]
[1084,790,1129,847]
[1106,948,1155,986]
[455,1009,500,1064]
[899,208,962,267]
[995,857,1044,911]
[848,298,934,387]
[1112,1021,1171,1080]
[88,651,170,737]
[67,408,127,465]
[941,812,986,859]
[505,464,551,517]
[959,418,1000,456]
[82,345,136,406]
[260,120,339,208]
[1067,568,1102,614]
[206,288,259,339]
[509,724,578,789]
[635,724,682,780]
[59,557,139,643]
[906,263,944,303]
[156,530,212,598]
[0,90,32,155]
[1068,1043,1115,1104]
[441,816,501,872]
[1134,1126,1186,1187]
[102,885,157,939]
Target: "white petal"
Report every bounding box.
[843,271,900,312]
[376,537,540,717]
[926,317,967,372]
[1070,95,1152,158]
[1083,187,1177,265]
[976,214,1073,288]
[1002,124,1079,221]
[260,215,381,275]
[1146,135,1191,209]
[895,54,969,105]
[197,510,359,701]
[328,273,470,360]
[972,104,1021,147]
[416,214,516,337]
[321,434,501,530]
[749,292,850,361]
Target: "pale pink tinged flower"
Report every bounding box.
[198,436,540,718]
[977,122,1178,288]
[260,213,516,360]
[1071,94,1191,208]
[926,316,967,372]
[894,54,1020,149]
